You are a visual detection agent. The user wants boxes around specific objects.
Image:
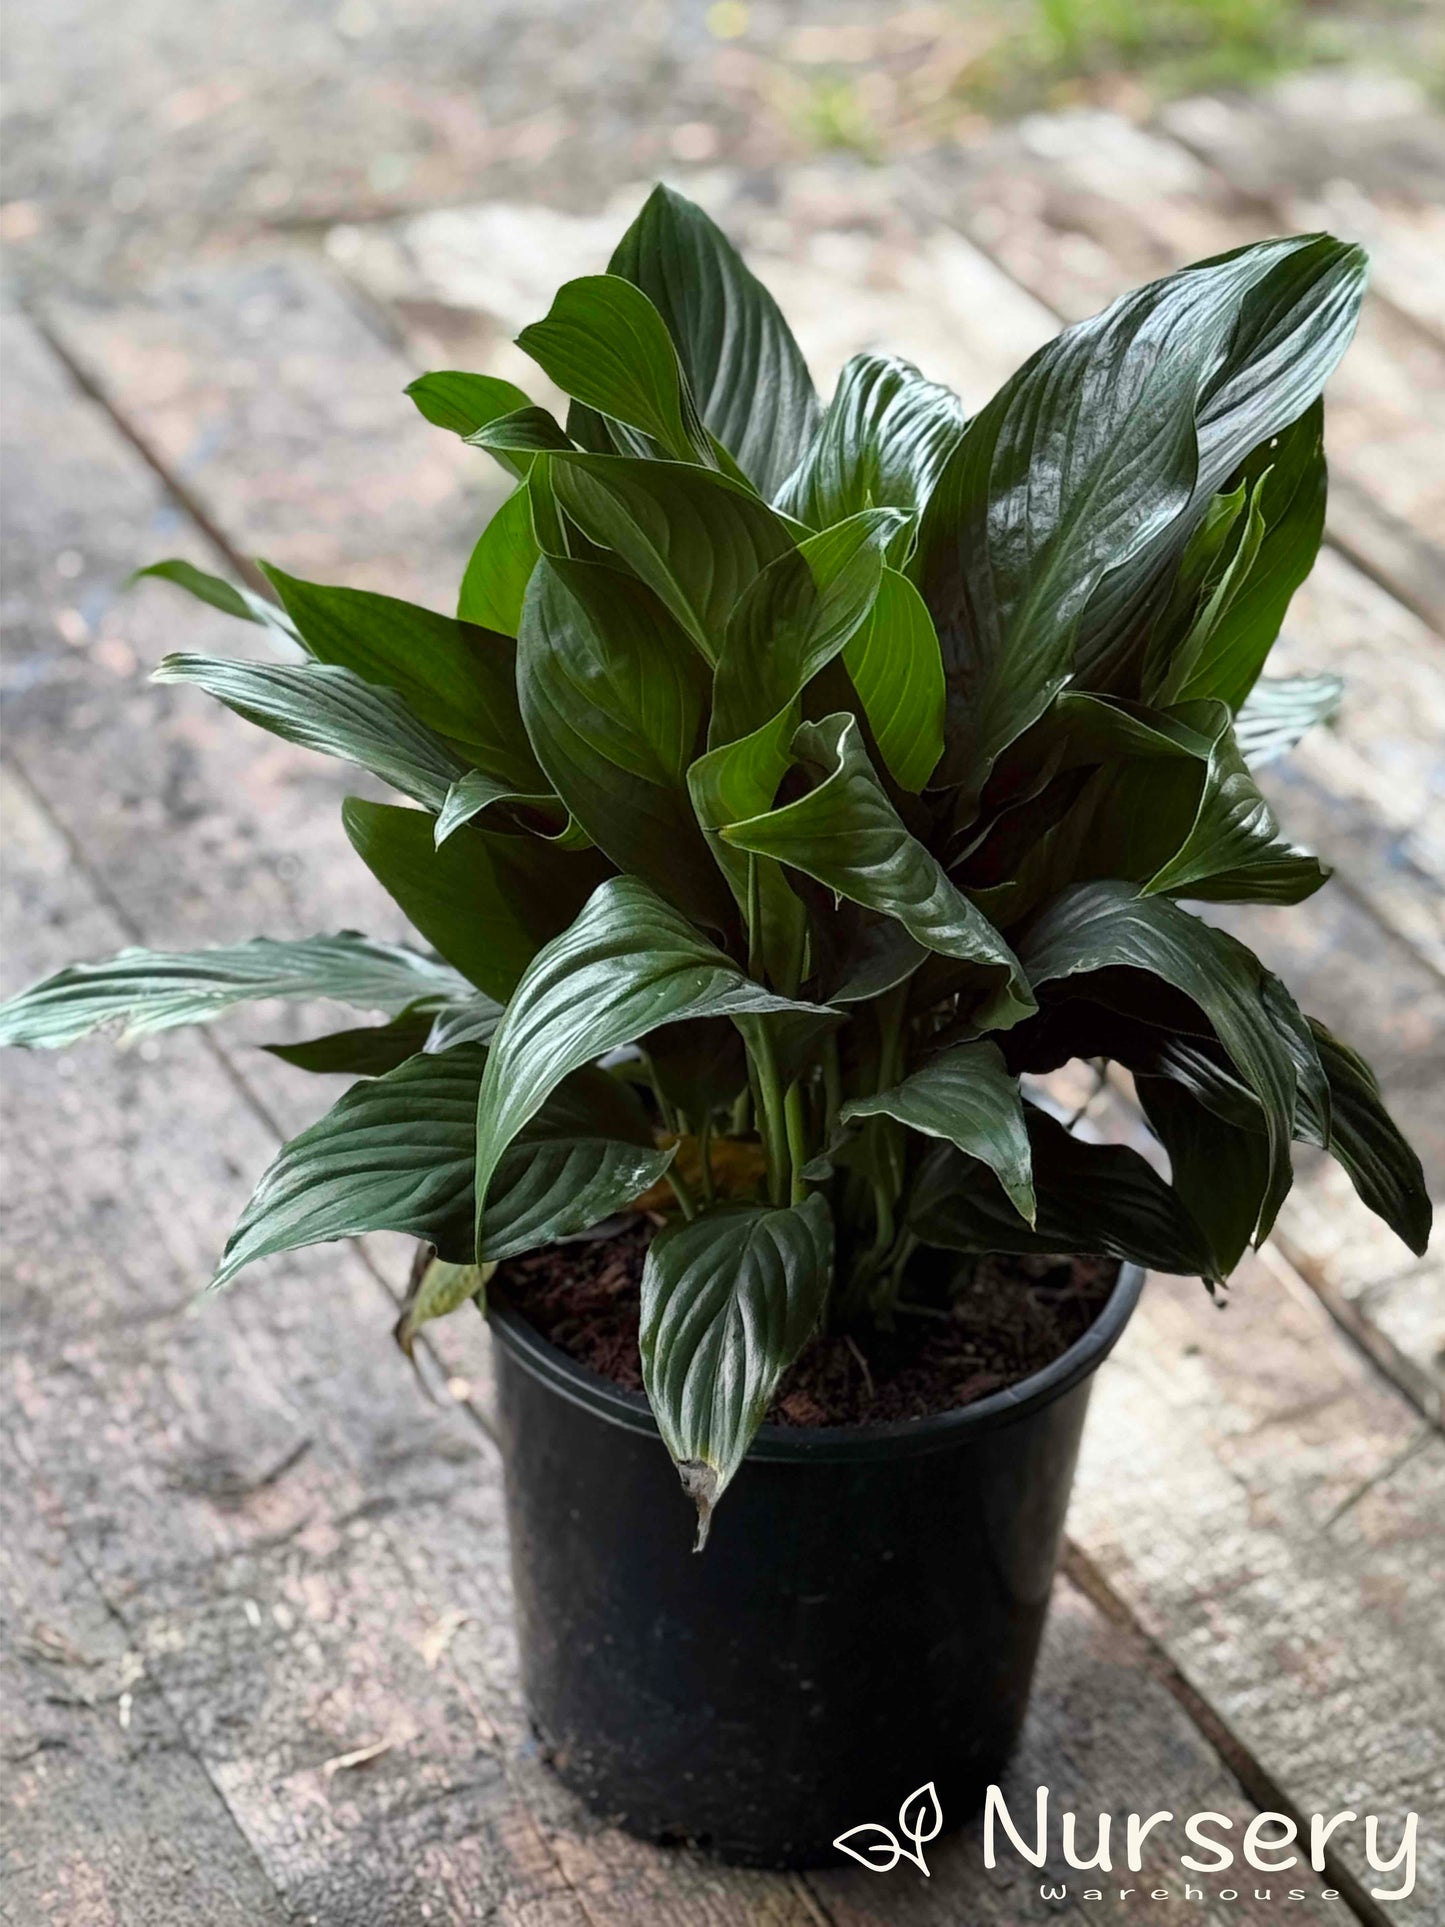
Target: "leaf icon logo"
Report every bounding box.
[833,1782,942,1875]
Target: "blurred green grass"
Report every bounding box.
[770,0,1433,159]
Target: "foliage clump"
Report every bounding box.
[2,188,1427,1535]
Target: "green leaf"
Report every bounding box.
[518,558,728,928]
[518,274,710,465]
[343,798,608,1003]
[130,559,299,641]
[154,655,468,810]
[710,509,901,746]
[1135,1075,1270,1276]
[261,565,545,792]
[433,770,564,846]
[1234,673,1342,767]
[395,1254,490,1358]
[213,1044,673,1287]
[776,352,966,534]
[1299,1019,1432,1256]
[458,484,541,637]
[917,236,1365,793]
[550,454,795,662]
[981,697,1327,916]
[404,371,535,477]
[607,184,820,500]
[1154,403,1327,709]
[262,1007,438,1075]
[841,567,946,792]
[0,934,466,1049]
[640,1194,833,1545]
[466,406,573,466]
[1020,881,1299,1238]
[426,996,505,1052]
[910,1105,1217,1281]
[473,876,828,1241]
[722,714,1034,1030]
[842,1041,1035,1222]
[1075,250,1361,693]
[687,706,808,989]
[1139,715,1328,904]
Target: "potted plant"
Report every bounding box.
[1,188,1428,1869]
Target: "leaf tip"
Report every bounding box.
[676,1459,720,1553]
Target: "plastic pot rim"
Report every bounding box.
[486,1258,1145,1465]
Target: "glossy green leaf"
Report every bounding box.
[433,769,566,846]
[466,406,572,466]
[518,557,727,928]
[550,454,795,662]
[843,1041,1034,1222]
[640,1194,833,1544]
[776,352,966,533]
[1139,717,1328,904]
[1299,1019,1431,1256]
[1074,244,1363,692]
[711,509,901,746]
[213,1044,673,1287]
[909,1105,1217,1281]
[1020,881,1299,1238]
[262,565,546,791]
[607,184,820,499]
[841,567,946,792]
[687,706,807,989]
[518,274,709,465]
[262,1007,438,1075]
[422,1002,501,1057]
[130,559,299,641]
[1234,673,1342,767]
[723,714,1034,1030]
[154,654,467,809]
[1153,403,1327,709]
[458,484,541,637]
[1136,1075,1269,1275]
[343,798,608,1003]
[918,236,1365,793]
[0,934,466,1049]
[404,371,535,477]
[473,876,829,1241]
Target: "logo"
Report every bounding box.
[834,1781,943,1876]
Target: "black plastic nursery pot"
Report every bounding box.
[488,1259,1145,1869]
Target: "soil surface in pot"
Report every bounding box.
[498,1220,1117,1427]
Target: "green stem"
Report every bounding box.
[667,1163,698,1221]
[784,1082,809,1205]
[822,1032,842,1144]
[698,1115,716,1206]
[745,1020,789,1208]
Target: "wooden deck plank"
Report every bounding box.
[0,1431,292,1927]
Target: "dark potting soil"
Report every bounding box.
[497,1219,1117,1428]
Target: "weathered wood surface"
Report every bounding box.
[3,94,1441,1918]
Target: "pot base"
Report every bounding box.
[490,1261,1143,1870]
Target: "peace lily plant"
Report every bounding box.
[2,188,1428,1547]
